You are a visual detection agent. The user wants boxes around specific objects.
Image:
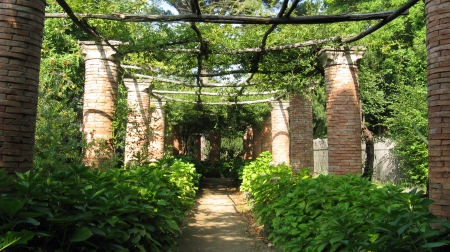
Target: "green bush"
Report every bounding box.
[240,156,450,252]
[194,158,243,180]
[0,158,199,251]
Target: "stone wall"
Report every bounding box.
[0,0,46,173]
[313,139,400,183]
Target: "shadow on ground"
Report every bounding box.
[176,178,275,252]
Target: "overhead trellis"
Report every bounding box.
[48,0,420,105]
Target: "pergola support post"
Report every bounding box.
[0,1,46,174]
[290,93,314,174]
[271,100,290,166]
[123,78,151,165]
[80,41,121,167]
[209,130,221,162]
[149,99,165,161]
[426,0,450,221]
[319,46,366,175]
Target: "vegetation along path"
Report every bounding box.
[177,178,275,252]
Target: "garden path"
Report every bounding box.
[176,178,275,252]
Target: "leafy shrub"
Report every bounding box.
[194,158,243,180]
[240,157,450,252]
[0,158,199,251]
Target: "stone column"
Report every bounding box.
[318,46,366,175]
[80,41,121,166]
[209,130,221,162]
[149,99,165,161]
[290,94,314,174]
[243,127,255,160]
[271,101,290,165]
[426,0,450,220]
[123,78,151,165]
[0,1,46,174]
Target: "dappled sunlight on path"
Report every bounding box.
[176,178,274,252]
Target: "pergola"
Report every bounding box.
[1,0,449,220]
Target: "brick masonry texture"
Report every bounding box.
[80,42,120,166]
[289,94,314,173]
[209,130,221,162]
[426,0,450,220]
[252,128,262,158]
[260,116,272,153]
[271,101,290,165]
[243,127,254,160]
[193,135,201,160]
[319,47,365,175]
[169,124,181,156]
[123,79,151,164]
[0,0,45,173]
[149,99,165,161]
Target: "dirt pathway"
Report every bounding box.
[176,178,274,252]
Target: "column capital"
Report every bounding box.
[79,41,123,61]
[318,46,366,67]
[271,100,290,110]
[123,78,151,92]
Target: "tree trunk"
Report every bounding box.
[362,125,374,180]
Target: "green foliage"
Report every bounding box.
[0,160,199,251]
[194,158,244,180]
[240,157,450,252]
[34,99,85,173]
[387,85,428,186]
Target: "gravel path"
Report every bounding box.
[176,178,274,252]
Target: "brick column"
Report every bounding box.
[80,41,121,166]
[426,0,450,220]
[0,1,45,174]
[172,125,181,156]
[253,128,262,158]
[149,99,165,161]
[319,46,366,175]
[271,101,290,165]
[261,116,272,153]
[193,135,201,160]
[123,78,150,165]
[243,127,255,160]
[290,94,314,173]
[209,130,221,162]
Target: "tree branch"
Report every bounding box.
[342,0,419,44]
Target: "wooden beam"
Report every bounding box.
[126,73,257,87]
[151,93,286,105]
[45,10,408,25]
[151,89,281,96]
